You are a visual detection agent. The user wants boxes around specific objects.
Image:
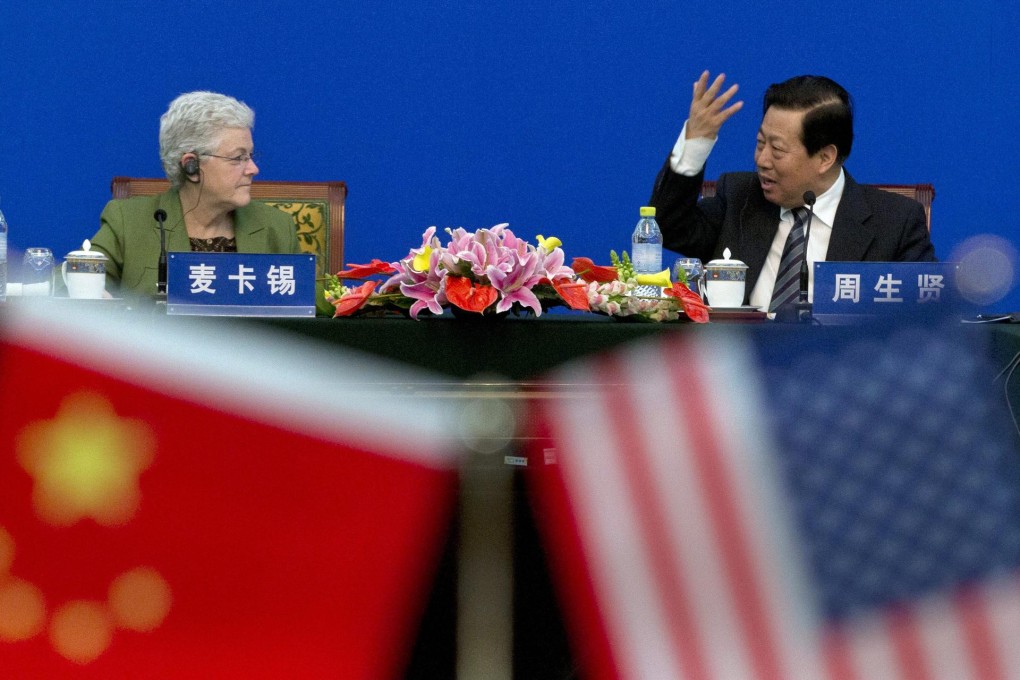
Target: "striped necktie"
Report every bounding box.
[769,207,809,312]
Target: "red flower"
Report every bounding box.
[665,282,710,323]
[445,276,498,313]
[570,257,618,283]
[335,259,396,279]
[552,279,591,311]
[332,281,377,317]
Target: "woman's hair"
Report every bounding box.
[158,91,255,188]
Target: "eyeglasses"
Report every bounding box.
[202,151,260,165]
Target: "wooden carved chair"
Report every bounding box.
[110,177,347,279]
[700,181,935,232]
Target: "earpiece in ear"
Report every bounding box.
[181,156,200,178]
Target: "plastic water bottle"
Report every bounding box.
[631,205,662,297]
[0,196,8,303]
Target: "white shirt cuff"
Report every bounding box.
[669,121,716,176]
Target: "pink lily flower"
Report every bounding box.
[487,249,544,315]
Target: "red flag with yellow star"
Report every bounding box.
[0,304,460,678]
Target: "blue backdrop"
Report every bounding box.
[2,0,1018,311]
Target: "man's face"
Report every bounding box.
[754,107,829,209]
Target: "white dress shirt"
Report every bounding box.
[668,123,845,307]
[749,171,843,308]
[669,122,716,175]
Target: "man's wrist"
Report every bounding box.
[670,121,716,176]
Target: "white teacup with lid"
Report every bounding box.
[62,240,108,299]
[704,248,748,308]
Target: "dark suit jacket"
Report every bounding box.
[649,163,936,303]
[90,188,299,297]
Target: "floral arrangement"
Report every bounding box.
[324,224,709,323]
[573,252,708,323]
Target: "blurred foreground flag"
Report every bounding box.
[528,324,1020,680]
[0,304,460,678]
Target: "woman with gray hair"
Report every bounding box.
[90,91,298,296]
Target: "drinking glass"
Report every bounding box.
[22,247,55,296]
[672,257,704,299]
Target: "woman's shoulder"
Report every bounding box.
[102,190,176,218]
[243,198,290,217]
[236,199,300,253]
[241,199,296,229]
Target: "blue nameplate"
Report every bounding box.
[167,252,316,317]
[813,262,961,322]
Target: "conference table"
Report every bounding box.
[245,311,1020,679]
[256,312,1020,412]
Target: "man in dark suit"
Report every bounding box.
[650,71,936,311]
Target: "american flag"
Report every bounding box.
[527,323,1020,680]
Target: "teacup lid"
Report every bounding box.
[705,248,747,270]
[65,239,107,261]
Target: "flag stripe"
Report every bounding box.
[525,411,623,679]
[952,585,1006,680]
[823,629,861,680]
[548,370,683,678]
[981,576,1020,680]
[685,334,836,680]
[827,582,1019,680]
[889,607,933,680]
[666,340,787,680]
[548,332,832,680]
[676,333,828,680]
[602,353,712,680]
[912,602,970,680]
[846,615,904,679]
[638,340,760,680]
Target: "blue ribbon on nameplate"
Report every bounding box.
[812,262,961,321]
[167,252,316,317]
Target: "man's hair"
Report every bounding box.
[159,91,255,188]
[763,75,853,163]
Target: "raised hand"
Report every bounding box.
[686,70,744,140]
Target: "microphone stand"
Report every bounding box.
[792,190,816,323]
[154,209,168,301]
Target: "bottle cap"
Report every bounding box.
[640,206,656,217]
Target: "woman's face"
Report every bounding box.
[197,127,259,211]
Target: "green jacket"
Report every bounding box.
[90,188,300,297]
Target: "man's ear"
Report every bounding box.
[816,144,839,174]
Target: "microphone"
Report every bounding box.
[154,209,168,297]
[789,190,817,323]
[799,190,817,306]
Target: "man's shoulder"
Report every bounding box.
[718,171,759,182]
[848,177,925,215]
[714,172,762,200]
[717,172,760,191]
